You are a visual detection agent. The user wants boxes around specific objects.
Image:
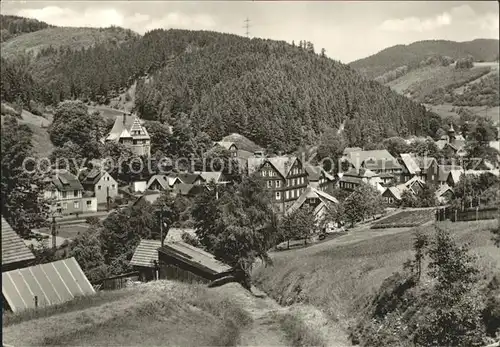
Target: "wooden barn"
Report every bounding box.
[158,242,232,284]
[130,239,161,282]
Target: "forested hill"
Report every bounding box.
[350,39,500,79]
[0,15,52,42]
[2,28,441,151]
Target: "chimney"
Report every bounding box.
[122,112,127,125]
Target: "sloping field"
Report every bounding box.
[254,220,500,333]
[387,64,491,99]
[3,278,351,347]
[3,281,252,346]
[371,209,434,229]
[0,108,54,157]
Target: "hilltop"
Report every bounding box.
[2,26,442,151]
[1,26,138,61]
[350,39,500,123]
[0,14,52,42]
[350,39,499,80]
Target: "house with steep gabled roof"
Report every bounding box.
[382,176,425,205]
[1,217,35,272]
[213,141,238,157]
[286,186,338,224]
[339,168,384,193]
[345,149,402,176]
[400,153,421,183]
[79,168,119,205]
[247,155,309,213]
[304,164,335,192]
[435,184,454,204]
[146,174,182,191]
[105,113,151,157]
[413,156,439,185]
[44,170,97,215]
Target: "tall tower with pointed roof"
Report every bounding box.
[448,124,456,145]
[105,113,151,156]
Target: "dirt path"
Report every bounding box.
[216,284,290,346]
[215,284,351,347]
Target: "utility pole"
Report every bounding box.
[51,215,57,250]
[106,186,110,212]
[159,206,164,247]
[243,18,251,38]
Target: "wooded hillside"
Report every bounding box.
[2,24,446,151]
[350,39,499,79]
[0,14,51,42]
[1,29,441,151]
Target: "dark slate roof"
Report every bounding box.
[177,173,203,185]
[1,217,35,266]
[305,164,322,181]
[51,171,83,192]
[438,165,464,182]
[79,168,106,185]
[172,183,206,196]
[130,239,161,268]
[159,241,232,275]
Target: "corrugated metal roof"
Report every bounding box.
[1,217,35,266]
[159,241,232,275]
[130,239,161,268]
[2,257,95,313]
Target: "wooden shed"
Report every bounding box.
[158,242,232,284]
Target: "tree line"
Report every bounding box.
[3,28,445,152]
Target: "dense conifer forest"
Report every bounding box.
[2,27,444,151]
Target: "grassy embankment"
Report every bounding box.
[3,280,252,346]
[254,220,500,335]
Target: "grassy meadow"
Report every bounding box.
[254,220,500,332]
[3,281,252,346]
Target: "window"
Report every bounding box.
[86,200,92,206]
[263,170,268,177]
[62,202,68,210]
[285,190,289,199]
[293,178,296,186]
[133,140,138,145]
[74,190,78,197]
[269,171,274,177]
[267,181,272,188]
[112,184,116,189]
[74,201,79,209]
[275,192,281,200]
[276,180,281,188]
[301,177,304,184]
[62,191,67,198]
[98,185,102,190]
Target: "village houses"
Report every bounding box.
[248,154,309,213]
[79,168,119,206]
[44,171,97,215]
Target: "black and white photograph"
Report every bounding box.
[1,1,499,346]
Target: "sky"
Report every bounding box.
[1,1,498,63]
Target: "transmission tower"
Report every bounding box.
[243,18,251,37]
